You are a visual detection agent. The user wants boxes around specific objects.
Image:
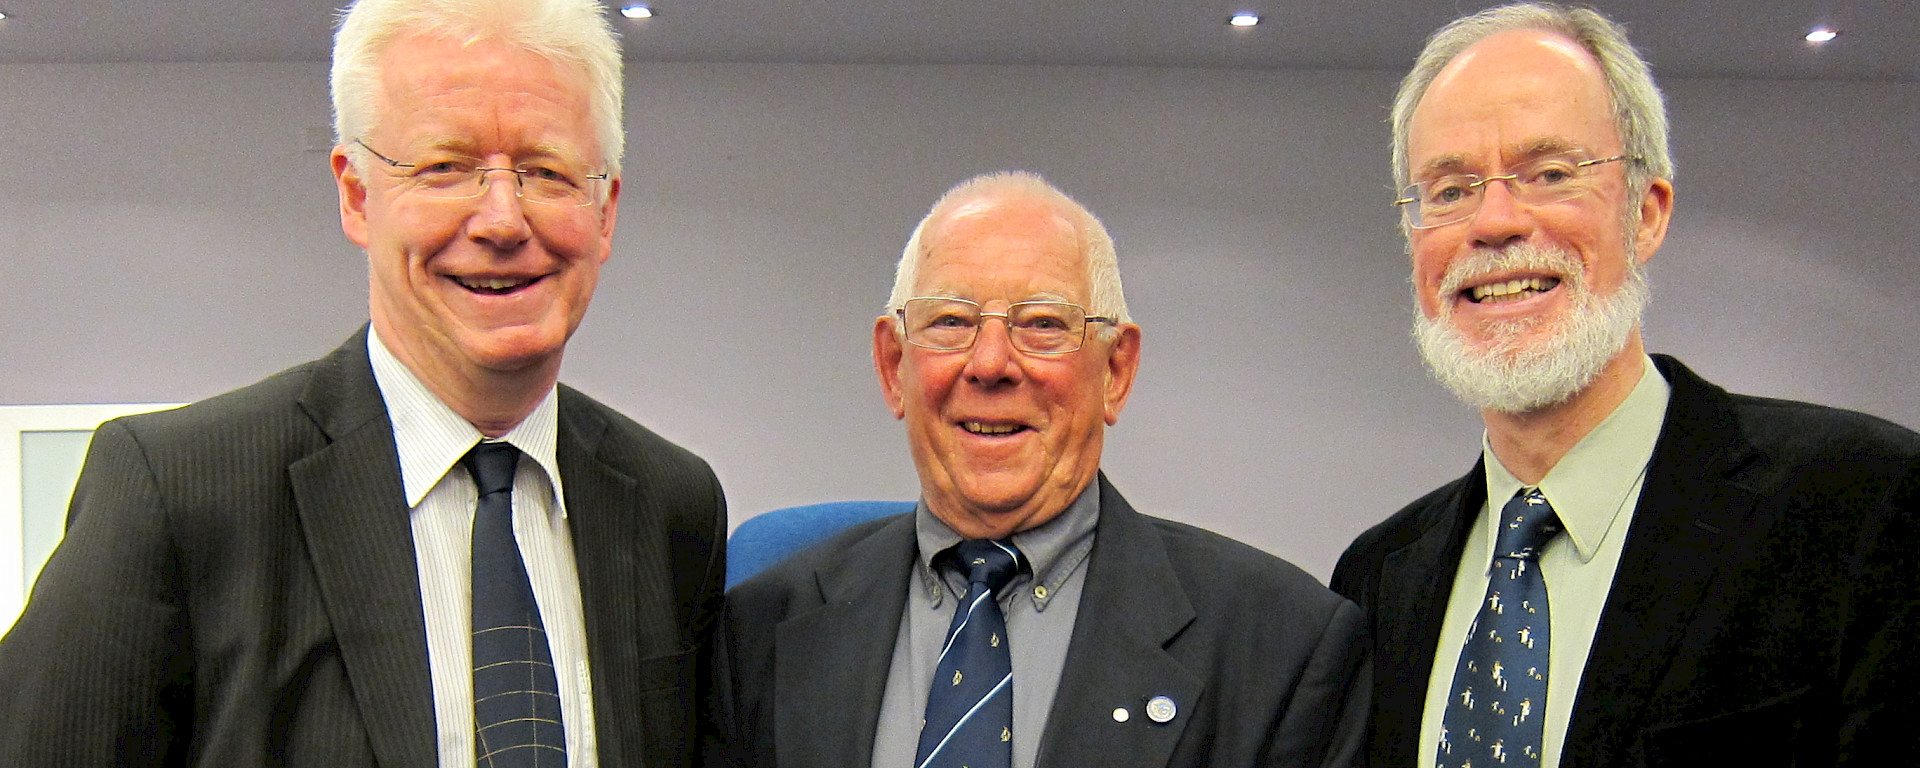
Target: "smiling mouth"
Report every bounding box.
[962,421,1029,436]
[455,276,538,295]
[1468,277,1560,304]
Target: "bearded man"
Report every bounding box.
[1331,4,1920,768]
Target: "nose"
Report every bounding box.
[1464,176,1530,249]
[960,314,1024,387]
[467,169,532,250]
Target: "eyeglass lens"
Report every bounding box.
[902,299,1090,354]
[1400,153,1625,228]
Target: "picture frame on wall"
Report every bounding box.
[0,403,184,632]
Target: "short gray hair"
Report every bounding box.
[1391,2,1672,197]
[888,172,1131,331]
[332,0,625,176]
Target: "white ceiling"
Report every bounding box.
[0,0,1915,82]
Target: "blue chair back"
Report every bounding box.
[726,500,916,589]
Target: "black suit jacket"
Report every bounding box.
[714,475,1371,768]
[0,328,728,767]
[1332,354,1920,766]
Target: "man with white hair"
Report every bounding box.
[713,172,1368,768]
[1333,4,1920,767]
[0,1,724,765]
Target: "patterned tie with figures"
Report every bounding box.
[465,442,567,768]
[1438,488,1559,768]
[915,539,1024,768]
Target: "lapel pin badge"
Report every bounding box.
[1146,695,1177,724]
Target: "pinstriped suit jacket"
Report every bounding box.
[0,328,727,767]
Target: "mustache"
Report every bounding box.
[1435,243,1584,301]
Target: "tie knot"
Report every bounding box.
[462,441,521,497]
[950,539,1023,594]
[1494,488,1560,561]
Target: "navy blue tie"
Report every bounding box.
[915,539,1024,768]
[1438,488,1559,767]
[465,442,566,767]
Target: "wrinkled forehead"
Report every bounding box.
[918,194,1091,295]
[364,34,603,167]
[1408,29,1618,174]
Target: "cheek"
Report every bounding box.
[1044,365,1109,429]
[541,214,610,253]
[566,257,604,299]
[371,206,456,261]
[1409,243,1451,313]
[904,357,963,411]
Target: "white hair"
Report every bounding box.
[1414,240,1650,413]
[331,0,625,176]
[888,172,1131,335]
[1391,2,1672,199]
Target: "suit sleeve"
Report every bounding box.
[1269,597,1372,768]
[0,419,190,765]
[1836,457,1920,762]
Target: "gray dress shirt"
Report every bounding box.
[870,483,1101,768]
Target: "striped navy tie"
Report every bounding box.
[465,442,566,767]
[915,539,1023,768]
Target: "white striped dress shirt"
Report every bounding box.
[367,329,598,767]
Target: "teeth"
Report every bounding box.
[1471,277,1556,302]
[963,422,1021,435]
[460,277,529,291]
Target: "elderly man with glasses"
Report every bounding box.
[1332,4,1920,767]
[710,171,1369,768]
[0,1,725,765]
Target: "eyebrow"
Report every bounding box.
[399,136,593,166]
[916,291,1075,304]
[1413,137,1587,179]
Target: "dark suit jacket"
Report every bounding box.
[0,328,728,767]
[1332,354,1920,767]
[714,475,1371,768]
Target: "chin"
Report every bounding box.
[1415,267,1650,414]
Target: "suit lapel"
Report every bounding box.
[1373,467,1482,767]
[1563,355,1761,764]
[550,395,660,766]
[287,330,437,767]
[773,516,915,766]
[1035,478,1200,768]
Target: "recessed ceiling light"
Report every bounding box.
[1228,14,1261,28]
[619,5,653,19]
[1805,27,1838,43]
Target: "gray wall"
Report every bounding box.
[4,62,1916,579]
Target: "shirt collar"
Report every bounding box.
[1480,354,1669,564]
[912,479,1101,612]
[366,327,565,515]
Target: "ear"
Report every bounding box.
[595,175,622,263]
[873,314,907,420]
[1101,324,1142,426]
[1631,176,1674,265]
[332,147,370,249]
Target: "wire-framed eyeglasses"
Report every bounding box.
[353,138,609,207]
[896,297,1115,355]
[1394,151,1638,229]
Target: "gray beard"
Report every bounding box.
[1413,242,1649,414]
